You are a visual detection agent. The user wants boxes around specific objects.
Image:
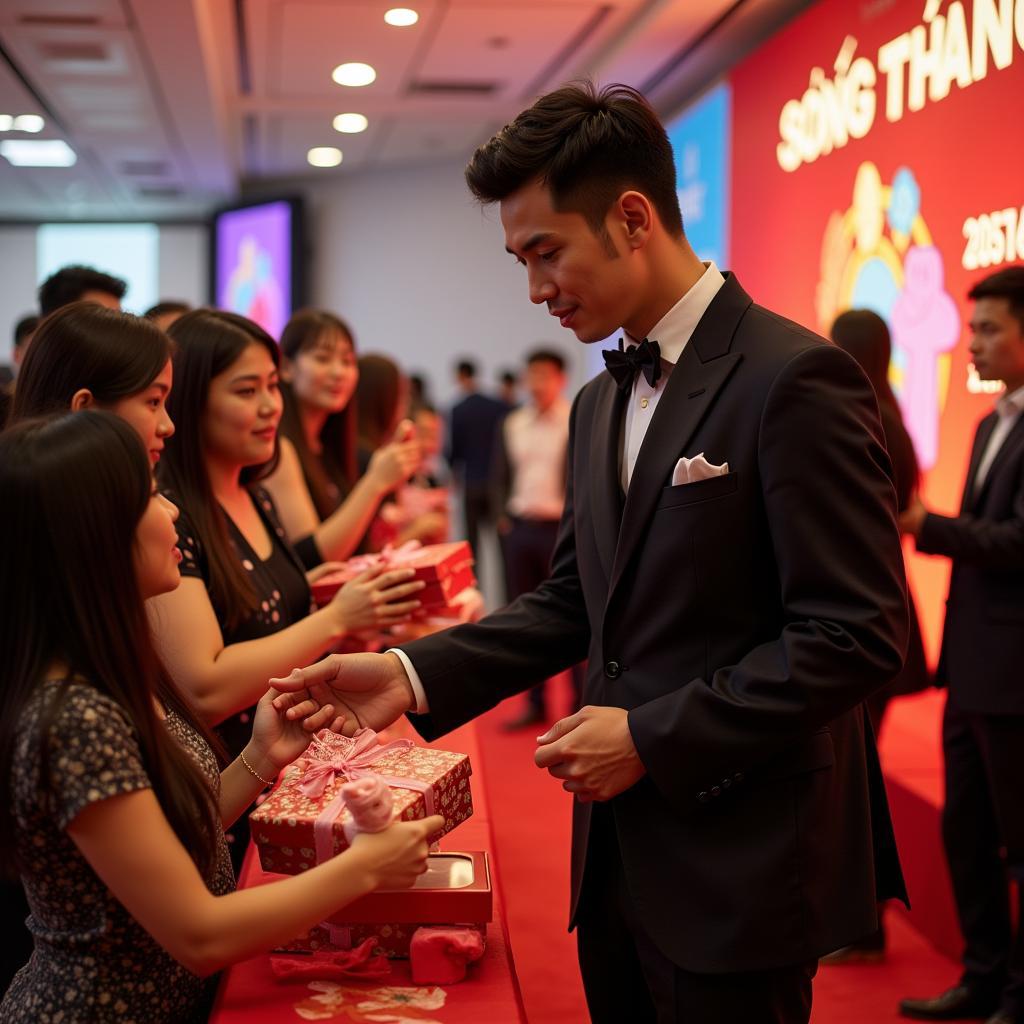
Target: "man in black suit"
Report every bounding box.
[446,358,508,580]
[276,83,909,1022]
[898,267,1024,1024]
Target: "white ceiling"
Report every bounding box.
[0,0,811,221]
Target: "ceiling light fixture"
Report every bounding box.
[333,112,368,134]
[307,146,343,168]
[332,62,376,87]
[0,115,11,131]
[0,139,76,166]
[384,8,419,26]
[13,114,44,132]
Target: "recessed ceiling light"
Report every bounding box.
[12,114,44,133]
[384,8,419,27]
[0,139,76,166]
[307,146,343,168]
[0,115,12,131]
[332,62,376,87]
[333,112,368,134]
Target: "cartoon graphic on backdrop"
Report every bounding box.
[224,235,285,339]
[816,162,959,469]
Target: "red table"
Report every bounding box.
[210,720,527,1023]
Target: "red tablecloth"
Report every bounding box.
[209,720,527,1024]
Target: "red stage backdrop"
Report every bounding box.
[730,0,1024,663]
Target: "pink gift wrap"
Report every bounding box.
[276,922,486,960]
[250,742,473,876]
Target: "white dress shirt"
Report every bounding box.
[504,397,571,520]
[973,383,1024,490]
[395,261,726,713]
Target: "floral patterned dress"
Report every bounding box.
[1,681,235,1024]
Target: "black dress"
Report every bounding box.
[173,485,313,873]
[1,681,234,1023]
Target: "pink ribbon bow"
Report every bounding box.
[340,540,423,577]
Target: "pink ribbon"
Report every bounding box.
[295,729,436,867]
[339,541,423,577]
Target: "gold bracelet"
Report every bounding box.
[240,751,273,788]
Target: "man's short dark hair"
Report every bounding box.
[456,359,477,379]
[13,315,39,348]
[968,266,1024,332]
[465,81,684,243]
[144,300,191,320]
[38,264,127,316]
[499,369,518,386]
[526,348,566,373]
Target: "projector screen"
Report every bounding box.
[211,197,303,342]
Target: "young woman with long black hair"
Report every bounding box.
[0,411,439,1023]
[151,310,423,869]
[8,301,174,464]
[262,308,421,565]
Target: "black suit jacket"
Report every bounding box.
[403,274,909,973]
[918,406,1024,713]
[446,391,507,488]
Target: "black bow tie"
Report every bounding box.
[602,338,662,390]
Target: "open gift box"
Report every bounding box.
[310,541,474,609]
[250,730,473,876]
[275,851,491,959]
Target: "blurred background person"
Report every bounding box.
[0,314,38,424]
[493,349,582,729]
[263,309,420,567]
[498,368,520,408]
[37,264,126,317]
[447,358,507,585]
[822,308,929,964]
[145,300,192,332]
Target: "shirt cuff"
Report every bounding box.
[387,648,430,715]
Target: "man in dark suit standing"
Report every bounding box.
[899,267,1024,1024]
[276,83,909,1022]
[446,358,508,580]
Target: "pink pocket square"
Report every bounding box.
[672,453,729,486]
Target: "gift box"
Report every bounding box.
[251,731,473,876]
[275,852,491,959]
[310,541,474,608]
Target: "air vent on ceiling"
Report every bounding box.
[38,41,109,63]
[120,159,171,177]
[408,80,499,96]
[136,185,183,199]
[19,14,100,26]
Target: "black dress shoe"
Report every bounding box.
[899,985,1000,1020]
[501,708,547,731]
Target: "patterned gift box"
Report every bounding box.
[310,541,474,607]
[250,731,473,876]
[275,921,486,960]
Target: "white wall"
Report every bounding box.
[0,224,208,365]
[271,159,592,409]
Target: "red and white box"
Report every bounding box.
[275,851,491,959]
[250,731,473,876]
[310,541,475,612]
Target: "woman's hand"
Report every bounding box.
[368,420,422,494]
[348,815,446,889]
[244,684,346,779]
[305,561,348,586]
[326,564,424,633]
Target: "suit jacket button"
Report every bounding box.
[721,778,732,790]
[604,661,621,679]
[734,772,744,784]
[697,790,710,803]
[711,785,722,797]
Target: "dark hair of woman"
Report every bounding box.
[830,309,901,415]
[10,302,172,422]
[279,309,358,519]
[355,354,402,452]
[0,412,219,877]
[160,308,281,631]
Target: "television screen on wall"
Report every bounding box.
[211,197,303,341]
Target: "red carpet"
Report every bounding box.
[474,678,959,1023]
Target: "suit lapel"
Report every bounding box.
[970,411,1024,509]
[607,274,751,600]
[589,374,627,583]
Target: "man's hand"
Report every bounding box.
[269,652,415,735]
[534,705,646,802]
[898,494,928,538]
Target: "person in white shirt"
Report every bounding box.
[899,266,1024,1024]
[494,349,582,728]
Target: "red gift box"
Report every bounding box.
[250,731,473,876]
[310,541,474,606]
[275,852,491,959]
